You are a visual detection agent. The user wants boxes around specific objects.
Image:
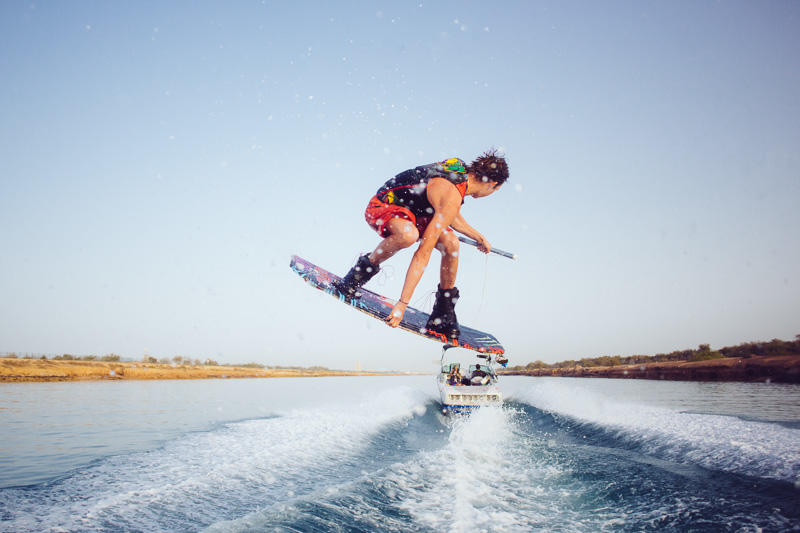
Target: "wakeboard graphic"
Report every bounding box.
[290,255,504,354]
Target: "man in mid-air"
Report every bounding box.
[334,149,509,339]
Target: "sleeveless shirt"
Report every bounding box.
[374,158,468,218]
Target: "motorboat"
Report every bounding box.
[436,346,507,415]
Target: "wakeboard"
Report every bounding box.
[290,255,505,354]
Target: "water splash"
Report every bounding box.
[514,380,800,485]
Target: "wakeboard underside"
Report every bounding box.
[290,255,504,354]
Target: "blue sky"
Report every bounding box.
[1,1,798,371]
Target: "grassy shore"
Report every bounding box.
[0,358,412,382]
[500,355,800,383]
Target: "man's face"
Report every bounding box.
[472,180,502,198]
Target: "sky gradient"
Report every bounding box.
[1,1,799,371]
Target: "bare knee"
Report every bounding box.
[371,220,419,264]
[436,232,460,257]
[389,220,419,248]
[399,224,420,247]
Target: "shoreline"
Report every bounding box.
[500,355,800,383]
[0,358,423,383]
[6,355,799,384]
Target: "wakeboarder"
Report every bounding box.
[333,149,510,339]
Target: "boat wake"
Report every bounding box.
[511,380,800,485]
[0,386,431,532]
[1,379,798,532]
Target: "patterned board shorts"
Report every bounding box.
[364,195,449,238]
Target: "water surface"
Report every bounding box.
[1,376,798,532]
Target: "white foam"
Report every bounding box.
[383,406,569,532]
[208,404,588,533]
[515,380,800,484]
[0,385,430,532]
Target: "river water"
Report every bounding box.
[1,376,798,532]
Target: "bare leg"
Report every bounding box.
[435,231,460,289]
[368,218,419,265]
[426,231,462,338]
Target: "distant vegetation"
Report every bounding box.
[506,336,800,372]
[0,352,331,371]
[1,353,124,362]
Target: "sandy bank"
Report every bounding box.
[500,355,800,383]
[0,358,412,382]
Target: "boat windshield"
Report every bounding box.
[441,363,460,374]
[468,364,496,378]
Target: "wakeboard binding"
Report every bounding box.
[426,284,461,339]
[334,254,380,300]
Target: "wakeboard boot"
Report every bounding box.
[334,254,380,300]
[426,285,461,339]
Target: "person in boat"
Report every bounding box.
[447,366,462,386]
[470,364,489,385]
[334,150,510,339]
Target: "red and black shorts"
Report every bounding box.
[364,195,438,238]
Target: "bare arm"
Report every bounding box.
[450,212,491,254]
[386,178,462,327]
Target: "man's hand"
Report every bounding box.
[385,300,408,327]
[475,234,492,254]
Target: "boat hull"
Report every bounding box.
[437,380,502,414]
